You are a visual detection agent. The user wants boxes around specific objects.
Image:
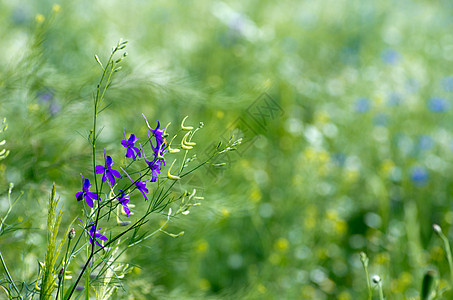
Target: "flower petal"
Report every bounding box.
[96,233,108,241]
[76,192,83,201]
[111,169,121,179]
[122,204,130,217]
[106,156,113,167]
[95,165,105,174]
[83,178,91,190]
[86,197,94,208]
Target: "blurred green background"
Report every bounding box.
[2,0,453,298]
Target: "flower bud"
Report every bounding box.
[58,268,64,281]
[181,116,193,131]
[433,224,442,235]
[372,275,381,284]
[68,228,76,240]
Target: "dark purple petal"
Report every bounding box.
[106,172,115,185]
[83,178,91,190]
[126,148,134,158]
[95,165,105,174]
[131,146,141,158]
[76,192,83,202]
[111,169,121,179]
[95,233,108,241]
[86,197,94,208]
[121,140,128,148]
[106,156,113,167]
[122,204,130,217]
[128,134,138,144]
[86,192,99,201]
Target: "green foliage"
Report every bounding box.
[40,183,67,299]
[3,0,453,299]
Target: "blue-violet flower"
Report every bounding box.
[76,175,100,208]
[121,130,141,159]
[96,154,121,186]
[89,225,108,247]
[117,189,131,217]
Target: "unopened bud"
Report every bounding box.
[433,224,442,235]
[372,275,381,284]
[68,228,76,240]
[58,268,64,281]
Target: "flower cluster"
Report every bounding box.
[75,115,172,246]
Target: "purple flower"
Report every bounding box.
[121,130,141,159]
[354,97,370,113]
[96,154,121,186]
[428,97,449,113]
[135,180,149,201]
[117,189,131,217]
[411,166,428,187]
[121,167,150,201]
[76,175,100,208]
[89,225,108,247]
[142,114,166,157]
[140,144,165,182]
[418,135,434,151]
[442,76,453,92]
[381,48,400,65]
[150,121,165,148]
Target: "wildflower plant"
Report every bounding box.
[5,40,241,300]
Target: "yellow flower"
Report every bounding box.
[344,169,359,183]
[315,111,330,124]
[199,278,211,291]
[274,238,289,251]
[35,14,45,23]
[52,4,61,13]
[250,188,262,203]
[380,159,395,176]
[221,208,230,217]
[375,252,389,265]
[338,291,351,300]
[335,220,347,235]
[301,285,315,298]
[216,110,224,119]
[196,239,209,254]
[257,283,267,294]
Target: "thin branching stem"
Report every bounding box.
[0,251,23,300]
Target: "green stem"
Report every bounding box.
[378,282,384,300]
[67,42,124,300]
[59,239,71,300]
[0,251,22,300]
[439,231,453,285]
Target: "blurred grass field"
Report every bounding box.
[2,0,453,298]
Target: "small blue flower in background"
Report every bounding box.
[417,135,434,151]
[121,131,141,160]
[75,175,100,208]
[442,76,453,92]
[354,97,371,113]
[410,166,428,187]
[117,189,131,217]
[405,78,419,93]
[89,225,108,247]
[387,92,402,107]
[373,113,388,127]
[428,97,449,112]
[381,48,401,65]
[332,153,346,167]
[96,154,121,186]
